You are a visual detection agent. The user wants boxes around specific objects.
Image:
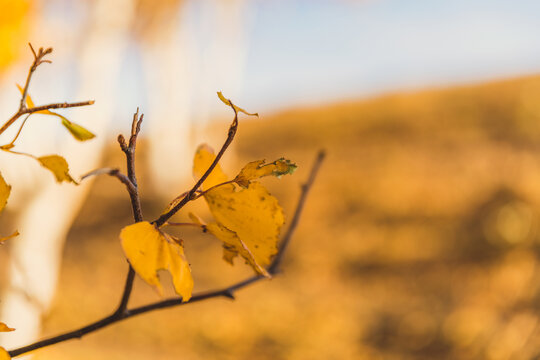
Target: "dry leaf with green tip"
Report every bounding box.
[120,221,193,300]
[16,84,95,141]
[0,347,10,360]
[193,145,286,275]
[234,158,297,188]
[37,155,77,184]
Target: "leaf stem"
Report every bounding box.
[8,149,325,358]
[0,44,94,137]
[154,105,239,227]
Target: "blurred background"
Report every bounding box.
[2,0,540,359]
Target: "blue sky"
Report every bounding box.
[243,0,540,111]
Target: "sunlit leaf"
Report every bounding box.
[0,347,10,360]
[37,155,77,184]
[217,91,258,117]
[16,84,51,114]
[60,118,95,141]
[206,222,270,277]
[17,85,95,141]
[193,146,286,275]
[192,144,228,189]
[120,221,193,300]
[0,322,14,332]
[234,158,297,188]
[0,172,11,213]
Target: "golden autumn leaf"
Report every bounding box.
[0,323,14,332]
[60,118,95,141]
[16,84,50,114]
[0,347,10,360]
[193,144,228,189]
[120,221,193,300]
[206,222,270,277]
[217,91,258,117]
[234,158,297,188]
[16,85,95,141]
[0,172,11,214]
[193,145,286,275]
[37,155,77,184]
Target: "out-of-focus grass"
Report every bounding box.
[32,75,540,359]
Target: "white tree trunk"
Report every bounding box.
[0,0,254,354]
[0,0,136,351]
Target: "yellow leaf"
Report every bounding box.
[192,144,228,190]
[60,118,95,141]
[0,347,10,360]
[37,155,77,184]
[0,230,18,245]
[193,147,285,275]
[120,221,193,300]
[222,243,237,265]
[206,222,270,277]
[0,322,14,332]
[217,91,258,117]
[16,84,52,114]
[234,158,297,188]
[0,172,11,214]
[205,182,283,273]
[17,85,95,141]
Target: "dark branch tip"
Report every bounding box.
[116,134,127,151]
[28,43,37,58]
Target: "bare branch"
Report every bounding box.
[8,149,325,358]
[268,150,326,274]
[20,44,52,111]
[154,106,239,227]
[0,45,94,137]
[80,168,136,195]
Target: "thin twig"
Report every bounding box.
[191,180,236,200]
[268,150,326,274]
[4,114,31,148]
[164,222,207,230]
[20,44,51,111]
[0,44,94,137]
[80,168,136,195]
[8,149,325,358]
[114,110,144,315]
[154,106,239,227]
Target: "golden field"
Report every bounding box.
[14,74,540,359]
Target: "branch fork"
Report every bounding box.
[7,103,325,358]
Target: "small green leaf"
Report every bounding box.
[61,118,95,141]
